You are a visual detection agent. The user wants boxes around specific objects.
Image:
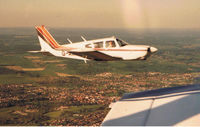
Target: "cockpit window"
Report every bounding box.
[85,44,92,48]
[105,41,116,48]
[117,39,127,47]
[94,42,103,48]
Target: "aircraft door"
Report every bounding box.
[102,40,119,57]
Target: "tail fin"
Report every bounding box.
[35,25,60,51]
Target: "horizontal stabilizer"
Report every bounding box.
[28,50,53,56]
[28,50,48,53]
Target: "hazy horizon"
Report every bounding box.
[1,27,200,30]
[0,0,200,29]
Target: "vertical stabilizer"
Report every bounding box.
[35,25,60,51]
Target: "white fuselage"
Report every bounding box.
[58,37,157,60]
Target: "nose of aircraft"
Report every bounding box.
[150,47,158,53]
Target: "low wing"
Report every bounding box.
[69,49,122,61]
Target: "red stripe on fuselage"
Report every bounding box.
[94,48,147,51]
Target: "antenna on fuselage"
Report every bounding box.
[67,38,73,44]
[81,36,87,42]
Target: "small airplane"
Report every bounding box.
[31,25,158,63]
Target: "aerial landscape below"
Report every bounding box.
[0,28,200,125]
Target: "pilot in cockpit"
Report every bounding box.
[107,41,115,48]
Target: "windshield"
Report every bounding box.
[116,39,128,47]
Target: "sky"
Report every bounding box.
[0,0,200,28]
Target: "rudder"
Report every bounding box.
[35,25,60,51]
